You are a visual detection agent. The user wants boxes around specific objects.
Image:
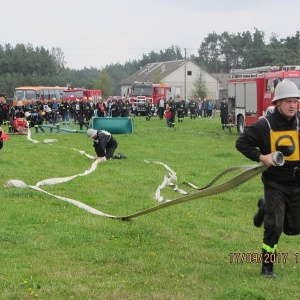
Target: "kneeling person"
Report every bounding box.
[24,112,45,133]
[87,128,126,160]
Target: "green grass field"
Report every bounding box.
[1,115,300,300]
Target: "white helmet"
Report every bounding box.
[87,128,97,138]
[272,79,300,103]
[24,111,31,118]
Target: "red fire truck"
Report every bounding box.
[129,81,170,115]
[227,65,300,133]
[62,87,101,102]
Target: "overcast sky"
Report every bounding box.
[1,0,299,70]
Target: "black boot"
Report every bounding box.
[118,152,127,159]
[254,198,265,227]
[261,262,276,278]
[261,249,276,278]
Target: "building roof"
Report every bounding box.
[120,59,187,85]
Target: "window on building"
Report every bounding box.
[175,87,181,98]
[187,71,192,76]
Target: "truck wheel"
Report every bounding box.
[237,116,245,134]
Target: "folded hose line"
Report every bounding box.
[115,163,267,220]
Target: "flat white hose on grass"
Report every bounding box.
[4,127,270,220]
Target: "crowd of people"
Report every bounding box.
[0,93,228,134]
[0,96,134,133]
[153,96,225,128]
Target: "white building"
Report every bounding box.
[120,59,220,100]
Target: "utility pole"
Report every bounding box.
[184,48,187,101]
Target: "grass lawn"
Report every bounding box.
[1,114,299,300]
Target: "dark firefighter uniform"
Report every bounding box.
[189,99,197,119]
[236,106,300,276]
[26,113,45,133]
[176,100,185,123]
[59,100,70,125]
[111,101,119,118]
[93,130,119,159]
[120,100,130,117]
[46,109,61,133]
[145,100,152,121]
[168,99,177,127]
[220,98,228,129]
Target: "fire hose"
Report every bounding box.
[4,127,285,220]
[4,149,284,221]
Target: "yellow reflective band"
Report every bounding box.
[262,243,277,253]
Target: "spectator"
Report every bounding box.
[220,98,228,130]
[157,97,166,120]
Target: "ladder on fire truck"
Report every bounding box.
[230,65,300,78]
[229,66,279,78]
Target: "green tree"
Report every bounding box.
[93,69,113,99]
[159,45,183,61]
[282,31,300,65]
[197,32,220,73]
[51,47,66,69]
[191,70,207,99]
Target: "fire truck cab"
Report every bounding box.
[129,81,169,115]
[227,65,300,134]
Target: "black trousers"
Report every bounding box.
[177,109,184,120]
[221,112,228,125]
[158,107,165,119]
[262,176,300,253]
[106,139,118,159]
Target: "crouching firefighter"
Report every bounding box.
[24,111,45,133]
[235,79,300,278]
[87,128,127,161]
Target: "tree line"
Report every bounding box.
[0,29,299,99]
[194,28,300,73]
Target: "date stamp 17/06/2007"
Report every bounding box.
[228,252,299,264]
